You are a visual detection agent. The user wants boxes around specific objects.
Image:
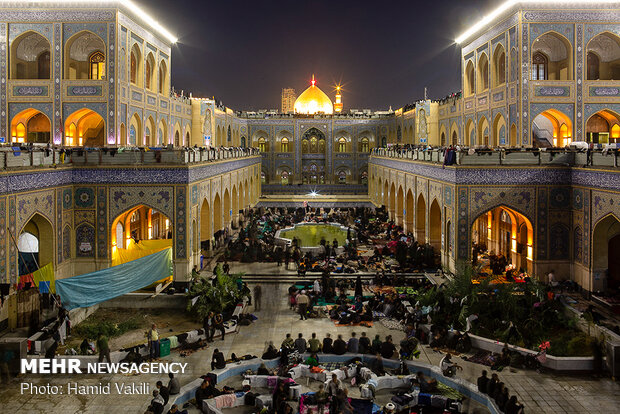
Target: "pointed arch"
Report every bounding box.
[416,193,426,243]
[11,31,51,79]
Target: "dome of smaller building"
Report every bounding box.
[294,75,333,115]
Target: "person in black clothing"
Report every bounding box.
[332,334,347,355]
[359,331,371,354]
[213,313,225,340]
[156,380,170,405]
[477,370,489,393]
[195,379,214,409]
[211,349,226,370]
[204,312,214,342]
[322,333,333,354]
[262,341,279,360]
[257,362,270,375]
[486,373,499,396]
[380,335,396,359]
[504,395,524,414]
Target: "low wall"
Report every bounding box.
[97,293,187,309]
[170,353,501,414]
[467,333,594,372]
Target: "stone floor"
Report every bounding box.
[1,279,619,413]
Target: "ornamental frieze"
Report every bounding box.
[589,87,620,97]
[67,85,102,96]
[13,86,47,96]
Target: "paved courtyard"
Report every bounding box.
[1,278,619,413]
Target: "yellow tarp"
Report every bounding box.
[32,263,55,294]
[112,239,173,266]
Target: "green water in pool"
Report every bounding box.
[279,224,350,247]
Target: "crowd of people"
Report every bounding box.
[220,206,440,275]
[477,370,524,414]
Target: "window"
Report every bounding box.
[318,138,325,153]
[130,211,139,222]
[130,51,137,84]
[89,51,105,80]
[496,51,506,85]
[38,51,50,79]
[280,137,289,152]
[338,137,346,153]
[360,137,369,153]
[532,52,548,80]
[258,137,267,152]
[587,52,600,80]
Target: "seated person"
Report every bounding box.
[416,371,437,393]
[305,353,320,367]
[456,332,472,353]
[371,353,386,376]
[332,335,347,355]
[440,353,462,377]
[322,333,333,354]
[257,362,270,375]
[195,379,218,408]
[262,341,280,360]
[166,404,188,414]
[211,348,226,370]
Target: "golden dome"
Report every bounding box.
[294,75,334,115]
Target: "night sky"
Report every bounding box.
[142,0,498,110]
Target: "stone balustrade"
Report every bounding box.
[371,147,620,168]
[0,146,260,169]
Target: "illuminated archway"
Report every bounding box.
[493,113,506,147]
[223,189,231,229]
[416,194,426,243]
[586,32,620,81]
[478,116,489,146]
[110,205,172,266]
[10,31,50,79]
[465,119,475,147]
[531,31,573,80]
[389,183,396,220]
[18,213,53,276]
[465,60,475,97]
[405,190,414,234]
[129,113,141,146]
[532,109,572,147]
[200,198,212,252]
[213,193,222,233]
[471,206,533,274]
[429,199,441,250]
[232,185,239,226]
[586,109,620,144]
[396,186,404,226]
[492,43,506,87]
[477,53,489,93]
[11,108,51,144]
[64,31,105,80]
[64,109,104,146]
[383,181,389,209]
[592,215,620,292]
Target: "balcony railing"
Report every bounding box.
[371,146,620,168]
[0,146,260,169]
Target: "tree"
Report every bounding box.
[186,266,247,321]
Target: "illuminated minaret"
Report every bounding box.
[334,86,343,113]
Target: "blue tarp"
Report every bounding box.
[57,248,172,310]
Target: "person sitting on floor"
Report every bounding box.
[262,341,280,360]
[308,332,322,353]
[322,333,333,354]
[380,335,396,359]
[416,371,437,393]
[371,353,386,376]
[332,334,347,355]
[257,362,270,376]
[440,353,462,377]
[210,348,226,370]
[305,353,320,367]
[294,333,307,354]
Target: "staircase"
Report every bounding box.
[532,120,553,147]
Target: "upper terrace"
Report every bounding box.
[371,146,620,169]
